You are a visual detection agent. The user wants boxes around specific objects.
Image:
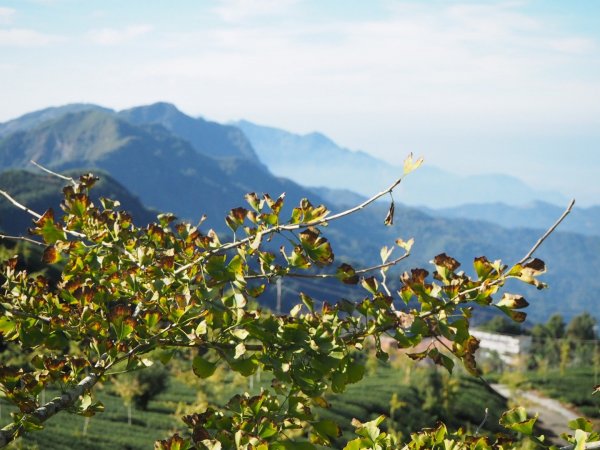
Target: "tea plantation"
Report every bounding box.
[2,362,511,449]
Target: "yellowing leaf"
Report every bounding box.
[403,152,424,175]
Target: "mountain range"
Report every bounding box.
[234,120,568,208]
[0,102,598,324]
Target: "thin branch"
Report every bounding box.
[0,189,87,240]
[474,407,488,436]
[30,160,76,185]
[0,373,100,448]
[175,174,407,275]
[560,443,600,450]
[0,306,51,324]
[245,252,411,281]
[0,189,42,220]
[517,199,575,265]
[419,199,576,322]
[0,234,44,246]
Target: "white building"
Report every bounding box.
[471,330,532,365]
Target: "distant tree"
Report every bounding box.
[479,316,524,335]
[546,314,566,339]
[133,364,169,410]
[566,312,597,341]
[112,375,143,426]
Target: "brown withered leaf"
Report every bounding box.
[497,293,529,310]
[42,245,60,264]
[78,173,99,189]
[401,268,429,285]
[523,258,546,273]
[407,350,428,361]
[384,201,395,226]
[433,253,460,271]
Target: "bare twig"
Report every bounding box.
[560,443,600,450]
[30,160,76,185]
[517,199,575,266]
[419,198,576,322]
[0,189,42,220]
[474,407,488,436]
[0,234,44,246]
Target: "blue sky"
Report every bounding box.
[1,0,599,204]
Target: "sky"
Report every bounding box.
[0,0,599,204]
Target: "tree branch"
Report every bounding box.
[517,199,575,266]
[30,160,76,185]
[0,189,42,220]
[0,373,100,448]
[245,252,411,281]
[0,234,45,246]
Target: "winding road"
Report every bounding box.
[492,383,580,443]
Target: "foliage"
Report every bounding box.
[530,313,598,370]
[479,316,525,335]
[0,161,597,449]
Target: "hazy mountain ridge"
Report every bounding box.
[0,103,598,323]
[0,105,326,229]
[119,103,263,165]
[234,120,568,208]
[424,201,600,237]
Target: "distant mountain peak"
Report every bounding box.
[0,103,111,138]
[119,103,262,164]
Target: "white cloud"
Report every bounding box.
[87,24,153,45]
[213,0,299,22]
[0,7,16,25]
[0,28,64,46]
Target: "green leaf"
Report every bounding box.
[299,228,334,266]
[313,419,341,441]
[343,439,369,450]
[300,293,315,314]
[33,209,66,244]
[0,316,16,337]
[568,418,593,433]
[331,371,347,393]
[273,442,317,450]
[192,355,217,379]
[230,357,259,376]
[500,407,536,435]
[336,263,359,285]
[346,361,365,384]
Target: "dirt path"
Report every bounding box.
[492,383,578,443]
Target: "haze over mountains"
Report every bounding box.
[0,102,598,323]
[234,120,568,209]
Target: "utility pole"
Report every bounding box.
[276,277,282,314]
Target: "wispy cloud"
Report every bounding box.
[213,0,299,22]
[0,7,16,25]
[87,24,153,45]
[0,28,64,47]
